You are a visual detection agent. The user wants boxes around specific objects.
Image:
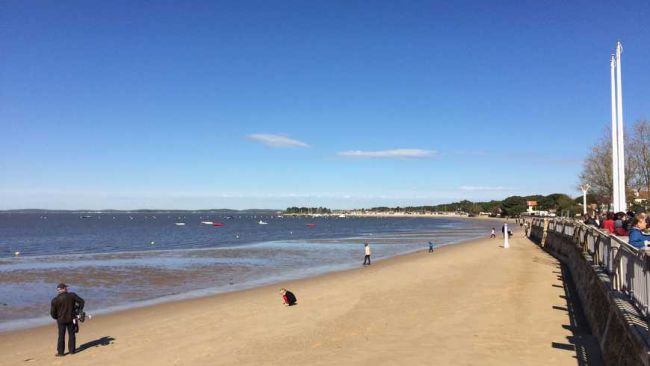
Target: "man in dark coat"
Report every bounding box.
[50,283,85,356]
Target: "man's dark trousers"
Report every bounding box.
[57,322,75,355]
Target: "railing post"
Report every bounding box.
[541,218,549,247]
[594,235,601,265]
[643,248,650,317]
[580,228,589,254]
[611,241,621,290]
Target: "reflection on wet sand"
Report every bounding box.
[0,225,493,330]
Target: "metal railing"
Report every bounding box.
[529,217,650,318]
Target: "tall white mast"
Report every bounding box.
[610,54,619,211]
[615,41,626,211]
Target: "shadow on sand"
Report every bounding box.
[550,263,604,366]
[76,336,115,354]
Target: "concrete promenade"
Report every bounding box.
[0,230,602,365]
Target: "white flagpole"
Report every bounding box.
[610,55,619,212]
[616,41,626,212]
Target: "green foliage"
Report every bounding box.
[356,193,582,217]
[282,193,583,217]
[500,196,528,217]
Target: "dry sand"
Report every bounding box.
[0,230,582,365]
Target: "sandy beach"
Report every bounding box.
[0,229,582,366]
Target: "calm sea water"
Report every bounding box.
[0,213,496,331]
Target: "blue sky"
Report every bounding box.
[1,1,649,209]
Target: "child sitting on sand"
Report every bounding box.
[280,288,297,306]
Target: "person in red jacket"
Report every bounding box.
[280,288,297,306]
[613,212,628,236]
[603,212,616,234]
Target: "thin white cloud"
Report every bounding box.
[459,186,513,191]
[338,149,435,159]
[247,134,309,148]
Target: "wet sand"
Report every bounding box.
[0,229,579,366]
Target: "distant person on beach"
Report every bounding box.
[280,288,297,306]
[428,241,434,253]
[490,228,496,238]
[50,283,85,357]
[363,243,372,265]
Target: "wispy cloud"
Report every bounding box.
[338,149,435,159]
[459,186,513,191]
[247,134,309,148]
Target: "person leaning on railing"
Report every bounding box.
[614,212,628,236]
[627,213,650,249]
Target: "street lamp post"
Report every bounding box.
[580,184,591,216]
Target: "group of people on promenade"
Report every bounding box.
[584,211,632,236]
[584,210,650,248]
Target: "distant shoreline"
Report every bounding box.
[1,210,505,220]
[0,209,280,213]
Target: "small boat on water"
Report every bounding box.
[306,223,317,228]
[338,214,347,218]
[201,221,213,225]
[258,220,268,225]
[212,222,225,227]
[80,215,93,219]
[175,223,186,226]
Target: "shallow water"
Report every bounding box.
[0,213,497,331]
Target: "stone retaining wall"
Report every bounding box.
[530,224,650,366]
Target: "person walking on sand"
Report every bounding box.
[490,228,496,238]
[363,243,372,265]
[50,283,84,357]
[428,241,434,253]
